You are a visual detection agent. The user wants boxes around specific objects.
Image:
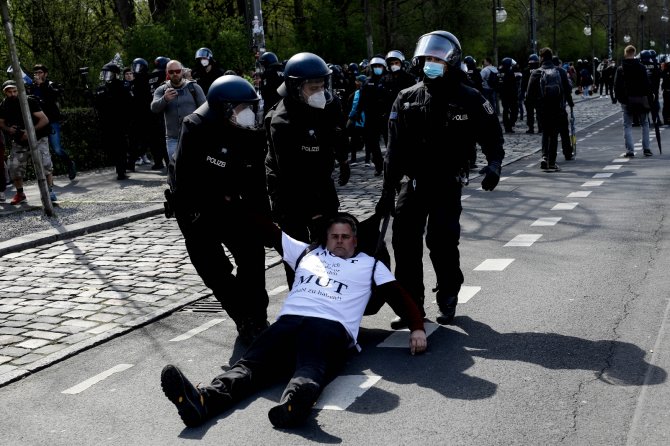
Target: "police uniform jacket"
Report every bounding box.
[384,73,504,191]
[265,96,348,221]
[171,111,269,216]
[384,69,417,112]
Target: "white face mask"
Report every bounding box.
[307,90,327,109]
[390,65,401,72]
[200,59,210,67]
[234,107,256,127]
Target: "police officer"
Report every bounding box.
[522,54,541,133]
[167,75,270,344]
[384,50,417,108]
[258,51,283,115]
[356,55,389,175]
[463,55,483,169]
[93,62,132,180]
[128,58,154,168]
[375,30,505,327]
[192,47,225,95]
[265,52,350,287]
[640,50,661,118]
[148,56,170,169]
[498,56,518,133]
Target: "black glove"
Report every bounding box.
[338,160,351,186]
[375,188,396,216]
[481,161,501,191]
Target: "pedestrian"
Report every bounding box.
[160,213,427,428]
[92,63,132,180]
[522,54,542,134]
[265,52,351,288]
[0,80,57,203]
[603,59,616,98]
[580,66,593,98]
[148,56,170,170]
[498,57,518,133]
[346,74,367,164]
[661,59,670,124]
[151,60,206,161]
[0,131,6,202]
[166,75,270,344]
[375,30,505,328]
[526,48,574,171]
[28,64,77,180]
[191,47,225,95]
[480,57,499,114]
[356,54,389,175]
[128,58,153,167]
[257,51,284,116]
[640,50,661,116]
[612,45,654,157]
[551,56,576,161]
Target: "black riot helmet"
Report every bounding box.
[259,51,279,69]
[501,57,514,69]
[348,63,358,75]
[195,47,213,60]
[413,30,462,67]
[528,53,539,63]
[277,52,333,107]
[132,58,148,74]
[154,56,170,70]
[101,62,120,82]
[640,50,652,63]
[463,55,477,70]
[203,75,261,129]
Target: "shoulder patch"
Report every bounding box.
[482,100,494,115]
[389,111,398,120]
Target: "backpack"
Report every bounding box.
[539,66,563,104]
[487,70,499,91]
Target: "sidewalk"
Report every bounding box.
[0,97,620,387]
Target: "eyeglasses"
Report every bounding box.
[167,69,182,75]
[33,71,44,74]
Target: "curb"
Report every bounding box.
[0,204,165,257]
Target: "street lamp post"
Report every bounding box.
[638,1,648,49]
[662,2,669,56]
[529,0,537,54]
[493,0,507,66]
[584,14,595,81]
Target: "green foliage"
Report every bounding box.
[60,107,108,172]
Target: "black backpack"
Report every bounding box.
[540,66,563,104]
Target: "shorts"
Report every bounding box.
[9,136,53,180]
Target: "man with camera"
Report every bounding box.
[0,80,56,204]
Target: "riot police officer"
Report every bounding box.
[167,75,270,345]
[463,55,483,92]
[192,47,225,95]
[523,53,542,133]
[384,50,417,109]
[265,52,350,287]
[498,56,518,133]
[640,50,661,118]
[356,55,389,175]
[93,62,132,180]
[148,56,170,169]
[376,30,505,327]
[258,51,283,115]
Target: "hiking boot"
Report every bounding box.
[540,159,548,170]
[236,318,269,345]
[68,161,77,180]
[268,389,315,428]
[643,149,653,157]
[10,192,26,205]
[624,151,635,158]
[160,364,208,428]
[49,190,57,202]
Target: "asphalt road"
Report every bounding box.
[1,112,670,445]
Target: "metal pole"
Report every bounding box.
[251,0,265,53]
[608,0,613,60]
[641,14,645,50]
[0,0,53,216]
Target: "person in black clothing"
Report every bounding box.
[29,64,76,180]
[127,58,156,169]
[192,47,225,95]
[92,63,132,180]
[552,56,576,161]
[356,55,389,175]
[384,50,417,108]
[521,54,541,134]
[661,59,670,124]
[463,55,483,169]
[375,30,505,328]
[265,52,351,288]
[526,48,574,171]
[498,57,518,133]
[148,56,170,169]
[167,75,270,344]
[640,50,661,121]
[258,51,283,116]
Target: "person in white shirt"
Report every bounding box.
[160,213,427,429]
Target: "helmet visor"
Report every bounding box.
[414,34,460,66]
[101,70,116,81]
[195,49,211,59]
[132,62,145,74]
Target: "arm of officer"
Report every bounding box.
[377,281,427,355]
[375,94,404,215]
[474,93,505,191]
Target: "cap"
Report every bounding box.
[3,80,16,91]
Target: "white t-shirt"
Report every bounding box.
[277,233,395,343]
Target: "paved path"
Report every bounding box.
[0,97,620,386]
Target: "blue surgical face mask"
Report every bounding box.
[373,67,383,76]
[423,61,444,79]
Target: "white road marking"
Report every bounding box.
[169,319,225,342]
[505,234,542,247]
[314,375,381,410]
[612,158,630,163]
[552,202,579,210]
[567,191,592,198]
[634,143,642,147]
[511,170,524,175]
[377,323,440,349]
[526,162,536,168]
[474,259,515,271]
[531,217,561,226]
[461,194,471,201]
[603,165,622,170]
[593,173,613,178]
[458,286,482,303]
[578,138,586,142]
[268,285,289,296]
[62,364,134,394]
[581,180,603,187]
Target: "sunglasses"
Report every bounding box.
[167,69,182,75]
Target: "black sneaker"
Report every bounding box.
[643,149,653,157]
[237,318,269,345]
[540,159,548,170]
[564,155,574,161]
[624,151,635,158]
[390,316,408,330]
[548,163,561,171]
[68,161,77,180]
[436,307,457,325]
[160,364,208,427]
[268,389,314,428]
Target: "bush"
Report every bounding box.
[59,107,109,172]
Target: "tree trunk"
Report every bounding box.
[148,0,170,22]
[113,0,135,29]
[363,0,373,58]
